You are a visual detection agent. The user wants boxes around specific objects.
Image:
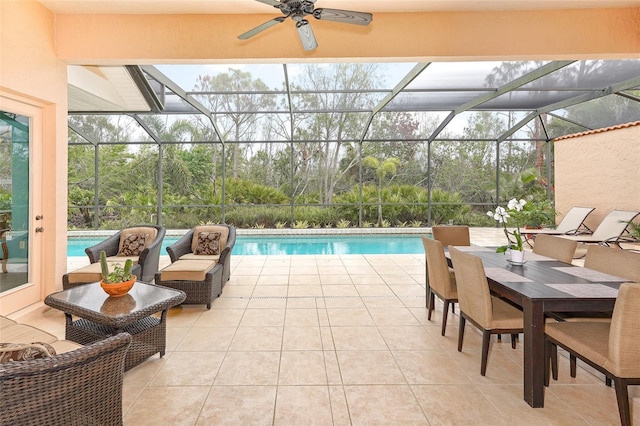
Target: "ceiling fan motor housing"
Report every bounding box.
[280,1,315,17]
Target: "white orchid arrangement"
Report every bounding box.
[487,198,527,253]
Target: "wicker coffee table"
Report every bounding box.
[45,282,186,370]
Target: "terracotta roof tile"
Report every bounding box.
[554,121,640,141]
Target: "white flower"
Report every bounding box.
[507,198,526,212]
[491,206,510,223]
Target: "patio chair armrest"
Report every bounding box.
[226,226,236,251]
[85,233,121,263]
[166,230,195,262]
[137,226,166,282]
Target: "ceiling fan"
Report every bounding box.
[238,0,373,51]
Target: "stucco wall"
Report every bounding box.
[554,123,640,229]
[54,8,640,63]
[0,0,69,310]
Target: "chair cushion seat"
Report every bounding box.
[545,321,610,369]
[66,257,139,283]
[50,339,84,354]
[0,316,17,329]
[178,253,220,262]
[0,324,58,344]
[488,297,524,329]
[160,259,217,282]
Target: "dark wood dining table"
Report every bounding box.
[446,246,627,408]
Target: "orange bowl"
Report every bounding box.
[100,276,136,297]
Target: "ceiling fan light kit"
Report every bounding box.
[238,0,373,51]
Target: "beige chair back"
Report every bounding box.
[191,225,230,252]
[449,247,492,327]
[118,226,159,252]
[584,245,640,282]
[422,236,456,299]
[532,234,577,264]
[607,283,640,377]
[432,225,470,247]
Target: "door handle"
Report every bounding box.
[35,227,44,233]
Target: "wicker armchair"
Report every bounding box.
[0,333,131,425]
[64,225,166,288]
[166,224,235,283]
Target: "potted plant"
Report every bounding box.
[99,250,136,297]
[520,199,555,229]
[487,198,527,264]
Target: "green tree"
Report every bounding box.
[293,63,381,204]
[193,69,276,179]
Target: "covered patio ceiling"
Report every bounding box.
[68,59,640,144]
[52,0,640,144]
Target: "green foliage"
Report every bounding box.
[625,221,640,239]
[429,189,471,225]
[336,219,351,228]
[99,250,134,283]
[66,66,564,231]
[0,192,11,211]
[225,179,288,205]
[293,220,309,229]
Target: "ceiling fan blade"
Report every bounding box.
[238,17,286,40]
[296,20,318,51]
[254,0,282,7]
[312,8,373,26]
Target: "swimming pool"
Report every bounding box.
[67,234,425,256]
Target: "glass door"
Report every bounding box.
[0,111,30,294]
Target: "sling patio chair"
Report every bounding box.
[559,210,640,249]
[524,206,594,247]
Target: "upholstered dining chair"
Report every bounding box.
[449,247,524,376]
[422,236,457,336]
[424,225,469,317]
[545,283,640,426]
[557,245,640,324]
[557,245,640,383]
[532,234,578,264]
[431,225,471,247]
[584,245,640,282]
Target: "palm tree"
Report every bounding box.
[363,156,401,227]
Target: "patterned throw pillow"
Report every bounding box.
[194,231,221,255]
[118,233,148,256]
[0,342,56,363]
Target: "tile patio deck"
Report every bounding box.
[14,228,639,425]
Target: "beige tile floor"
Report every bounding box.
[15,228,640,425]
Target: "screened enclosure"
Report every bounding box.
[64,60,640,229]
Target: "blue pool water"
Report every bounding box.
[67,234,425,256]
